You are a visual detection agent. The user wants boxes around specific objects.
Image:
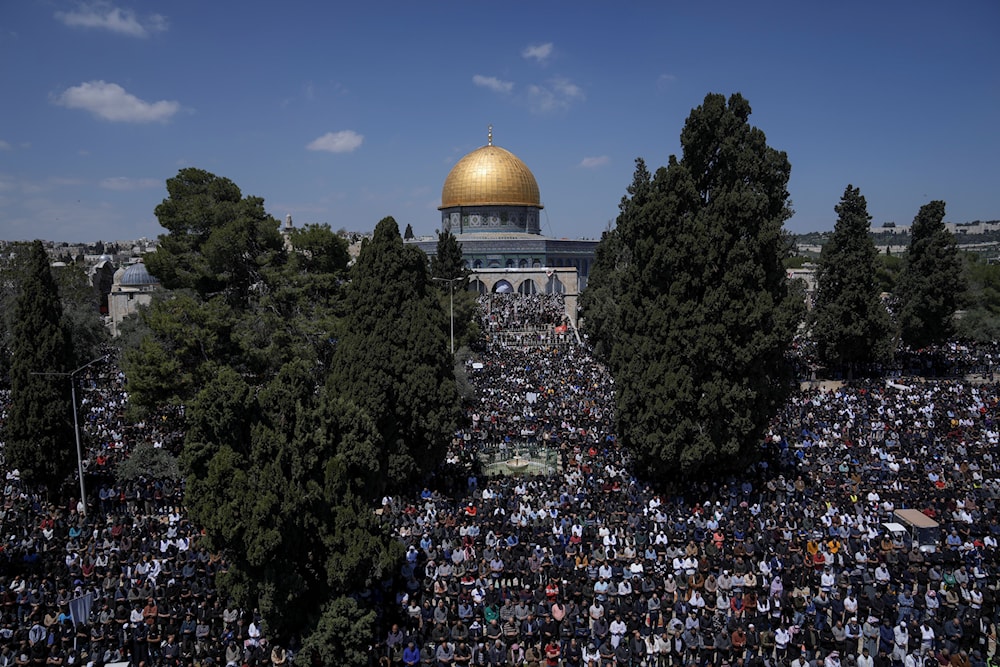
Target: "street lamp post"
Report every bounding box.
[432,276,463,354]
[32,354,107,517]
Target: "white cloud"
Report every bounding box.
[657,73,677,89]
[55,2,167,38]
[472,75,514,94]
[580,156,609,168]
[100,176,160,191]
[54,81,180,123]
[522,43,554,63]
[306,130,363,153]
[527,77,584,113]
[0,140,11,151]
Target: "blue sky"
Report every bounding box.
[1,1,998,244]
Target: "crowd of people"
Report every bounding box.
[3,292,1000,667]
[479,295,570,333]
[379,297,1000,667]
[0,362,284,667]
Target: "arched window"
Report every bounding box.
[518,279,538,295]
[518,259,528,269]
[469,279,486,294]
[473,259,483,269]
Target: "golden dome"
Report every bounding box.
[440,136,542,209]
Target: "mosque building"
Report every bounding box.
[409,127,598,304]
[108,260,160,336]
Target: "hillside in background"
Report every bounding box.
[793,219,1000,260]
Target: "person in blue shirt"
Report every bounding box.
[402,641,420,667]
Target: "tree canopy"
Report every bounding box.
[145,168,285,308]
[125,172,437,663]
[4,241,77,492]
[430,230,480,351]
[330,217,460,492]
[810,185,893,369]
[583,93,801,480]
[957,253,1000,342]
[896,200,965,348]
[430,229,467,282]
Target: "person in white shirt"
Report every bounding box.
[893,623,909,662]
[920,622,936,654]
[609,615,627,648]
[774,626,791,661]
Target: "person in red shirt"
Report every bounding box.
[545,580,559,600]
[544,640,561,667]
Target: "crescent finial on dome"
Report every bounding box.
[488,124,493,146]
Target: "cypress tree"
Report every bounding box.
[330,217,460,490]
[580,161,649,361]
[896,200,965,348]
[587,93,801,479]
[128,171,408,662]
[811,185,893,370]
[430,229,467,281]
[5,240,76,491]
[429,229,479,351]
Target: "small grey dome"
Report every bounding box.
[120,262,158,287]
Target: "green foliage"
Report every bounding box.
[453,347,476,403]
[954,253,1000,343]
[430,230,468,281]
[955,308,1000,344]
[288,224,350,276]
[181,364,401,643]
[51,261,109,365]
[302,597,378,667]
[875,253,903,295]
[0,242,30,384]
[145,168,286,308]
[429,230,480,350]
[783,255,809,270]
[330,217,460,491]
[964,253,1000,314]
[810,185,893,368]
[125,170,407,656]
[116,442,180,482]
[4,241,76,491]
[124,293,237,410]
[580,204,636,360]
[585,93,801,479]
[450,289,482,352]
[0,245,107,384]
[896,200,965,347]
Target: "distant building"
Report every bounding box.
[108,261,159,336]
[408,128,599,298]
[949,220,1000,235]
